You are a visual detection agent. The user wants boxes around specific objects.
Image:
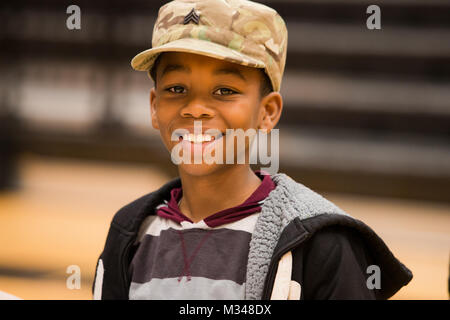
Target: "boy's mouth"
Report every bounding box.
[174,130,226,158]
[176,131,226,144]
[178,133,216,143]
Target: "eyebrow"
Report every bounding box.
[160,64,247,81]
[213,67,246,81]
[160,64,191,78]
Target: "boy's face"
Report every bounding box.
[150,52,281,176]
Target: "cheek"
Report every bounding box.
[224,100,260,129]
[153,106,178,141]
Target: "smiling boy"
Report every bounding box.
[93,0,412,300]
[148,51,281,223]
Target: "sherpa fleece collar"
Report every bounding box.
[244,172,350,299]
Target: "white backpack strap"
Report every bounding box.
[270,251,292,299]
[93,259,104,300]
[270,251,301,300]
[288,280,301,300]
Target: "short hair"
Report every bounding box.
[149,54,273,98]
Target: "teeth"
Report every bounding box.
[182,133,213,143]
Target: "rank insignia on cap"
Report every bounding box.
[183,8,200,25]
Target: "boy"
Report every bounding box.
[93,0,412,300]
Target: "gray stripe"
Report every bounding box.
[129,277,245,300]
[130,228,252,285]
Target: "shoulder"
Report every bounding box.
[288,216,374,274]
[111,176,181,232]
[288,213,412,299]
[111,191,156,230]
[307,224,366,248]
[303,224,371,266]
[293,224,377,299]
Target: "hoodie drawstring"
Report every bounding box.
[176,230,213,282]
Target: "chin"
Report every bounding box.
[177,162,223,177]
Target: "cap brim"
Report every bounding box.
[131,38,265,72]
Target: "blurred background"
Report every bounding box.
[0,0,449,300]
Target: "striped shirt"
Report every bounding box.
[128,171,275,300]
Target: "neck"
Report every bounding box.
[178,165,262,223]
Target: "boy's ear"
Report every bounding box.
[258,92,283,132]
[150,87,159,130]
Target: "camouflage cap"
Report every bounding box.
[131,0,288,92]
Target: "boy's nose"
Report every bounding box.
[180,100,215,119]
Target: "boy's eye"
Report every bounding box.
[213,88,237,96]
[167,86,186,94]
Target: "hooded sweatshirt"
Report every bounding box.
[92,172,413,300]
[128,171,276,299]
